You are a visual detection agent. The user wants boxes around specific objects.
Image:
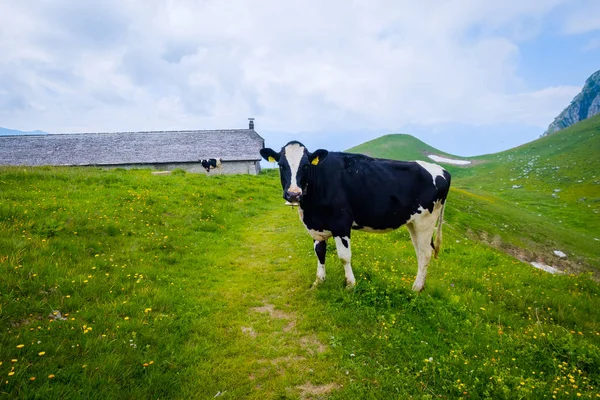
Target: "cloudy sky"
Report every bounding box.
[1,1,598,156]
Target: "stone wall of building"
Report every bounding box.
[99,160,261,175]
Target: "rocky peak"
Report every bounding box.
[544,69,600,135]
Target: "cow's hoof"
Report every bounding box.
[345,279,355,289]
[311,278,325,289]
[412,283,424,292]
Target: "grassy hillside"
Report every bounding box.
[346,134,467,162]
[1,167,599,399]
[350,116,600,273]
[453,114,600,272]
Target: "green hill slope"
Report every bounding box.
[451,114,599,270]
[346,133,466,162]
[458,113,600,202]
[349,116,600,273]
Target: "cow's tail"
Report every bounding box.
[433,170,451,259]
[433,201,445,259]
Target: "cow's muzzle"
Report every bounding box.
[285,190,302,204]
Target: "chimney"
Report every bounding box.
[248,117,255,130]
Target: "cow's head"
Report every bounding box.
[260,141,329,204]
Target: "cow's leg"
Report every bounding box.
[334,236,355,288]
[406,212,439,292]
[313,239,327,287]
[306,226,332,288]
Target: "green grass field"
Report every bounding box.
[1,161,599,398]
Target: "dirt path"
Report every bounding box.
[196,206,344,399]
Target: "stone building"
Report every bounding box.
[0,119,264,175]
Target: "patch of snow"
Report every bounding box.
[427,155,471,165]
[531,262,564,274]
[553,250,567,258]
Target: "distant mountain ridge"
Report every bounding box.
[544,69,600,136]
[0,127,48,136]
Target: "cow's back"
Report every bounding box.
[304,152,450,230]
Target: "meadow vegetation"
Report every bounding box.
[1,118,599,399]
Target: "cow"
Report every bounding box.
[260,141,451,292]
[200,158,222,173]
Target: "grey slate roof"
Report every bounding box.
[0,129,265,166]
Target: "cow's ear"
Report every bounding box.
[260,148,280,163]
[309,149,329,166]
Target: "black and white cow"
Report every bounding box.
[260,141,451,292]
[201,158,222,173]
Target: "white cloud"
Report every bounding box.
[0,0,589,152]
[561,0,600,34]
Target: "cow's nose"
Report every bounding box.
[286,191,301,203]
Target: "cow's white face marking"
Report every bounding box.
[284,143,305,195]
[415,160,446,186]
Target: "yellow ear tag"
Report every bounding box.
[268,156,276,163]
[311,156,319,166]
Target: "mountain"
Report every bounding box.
[544,69,600,135]
[346,133,468,163]
[0,127,48,136]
